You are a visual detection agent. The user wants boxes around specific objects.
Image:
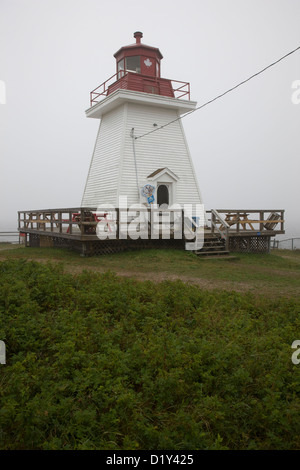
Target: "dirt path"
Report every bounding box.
[0,255,258,293]
[1,252,298,297]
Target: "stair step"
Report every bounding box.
[199,246,225,252]
[196,254,237,260]
[195,250,230,256]
[203,243,224,248]
[204,237,224,241]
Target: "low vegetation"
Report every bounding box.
[0,253,299,450]
[1,245,300,297]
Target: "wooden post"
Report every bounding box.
[58,211,62,234]
[80,210,85,238]
[81,242,86,257]
[225,235,229,252]
[236,211,240,233]
[69,211,72,235]
[116,208,119,240]
[148,208,151,240]
[260,211,264,232]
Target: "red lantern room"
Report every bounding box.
[90,32,190,106]
[114,31,162,79]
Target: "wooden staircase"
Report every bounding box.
[194,232,230,257]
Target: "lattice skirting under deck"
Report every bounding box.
[228,236,271,254]
[29,234,185,256]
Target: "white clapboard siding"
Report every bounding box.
[81,105,126,207]
[120,102,202,206]
[82,94,203,209]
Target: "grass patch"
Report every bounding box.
[1,247,300,298]
[0,259,299,450]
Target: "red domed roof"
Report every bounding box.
[114,32,163,61]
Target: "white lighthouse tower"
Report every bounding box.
[81,32,203,210]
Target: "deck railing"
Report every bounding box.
[18,207,201,241]
[18,208,285,245]
[206,209,285,235]
[210,209,230,251]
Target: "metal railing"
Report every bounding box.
[271,238,300,250]
[90,71,190,106]
[0,231,21,244]
[90,71,127,106]
[170,79,190,100]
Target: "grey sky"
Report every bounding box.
[0,0,299,239]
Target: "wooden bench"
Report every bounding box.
[263,212,281,230]
[24,213,58,229]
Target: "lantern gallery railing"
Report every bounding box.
[90,71,125,105]
[90,71,191,106]
[170,79,190,100]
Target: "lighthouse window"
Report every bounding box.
[156,61,160,77]
[125,56,141,73]
[117,59,125,78]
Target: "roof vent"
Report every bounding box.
[134,31,143,44]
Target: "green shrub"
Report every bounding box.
[0,259,299,450]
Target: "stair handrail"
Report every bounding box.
[183,215,204,251]
[211,209,230,251]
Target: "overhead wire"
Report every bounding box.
[134,45,300,141]
[130,128,140,194]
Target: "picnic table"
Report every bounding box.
[66,212,112,234]
[225,213,254,230]
[24,212,58,229]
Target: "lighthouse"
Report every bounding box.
[81,32,203,210]
[17,33,284,256]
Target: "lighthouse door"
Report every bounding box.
[157,184,169,207]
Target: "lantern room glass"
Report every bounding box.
[117,59,125,79]
[125,56,141,73]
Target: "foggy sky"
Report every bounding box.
[0,0,299,239]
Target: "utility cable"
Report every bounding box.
[134,45,300,140]
[130,128,140,194]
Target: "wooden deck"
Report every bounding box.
[18,207,285,255]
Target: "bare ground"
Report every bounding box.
[0,254,279,295]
